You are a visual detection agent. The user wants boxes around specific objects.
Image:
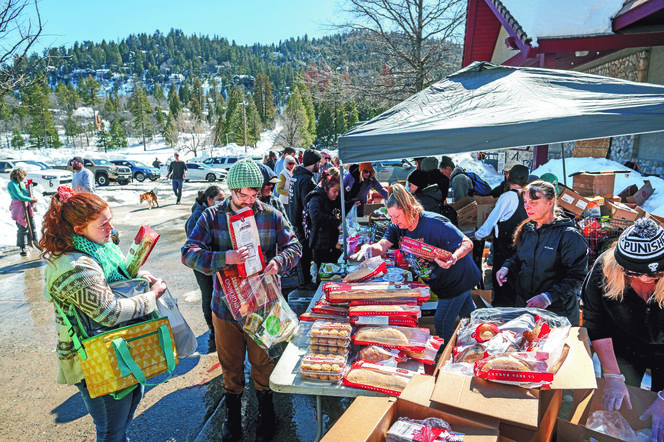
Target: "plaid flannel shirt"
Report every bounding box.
[181,198,301,321]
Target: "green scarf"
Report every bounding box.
[71,234,129,283]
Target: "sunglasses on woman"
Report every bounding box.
[621,267,664,279]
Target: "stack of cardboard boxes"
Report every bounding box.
[558,171,656,223]
[450,196,498,233]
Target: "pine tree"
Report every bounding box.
[153,83,165,104]
[11,124,24,149]
[168,88,181,119]
[315,104,335,147]
[253,73,275,124]
[78,75,101,106]
[110,118,127,148]
[96,128,112,152]
[22,81,61,148]
[344,101,359,129]
[163,113,178,148]
[277,87,309,148]
[129,86,152,151]
[297,82,316,145]
[64,111,81,146]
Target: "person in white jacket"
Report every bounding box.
[475,164,529,307]
[275,155,296,207]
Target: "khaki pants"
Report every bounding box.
[212,313,274,394]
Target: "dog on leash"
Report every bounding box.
[139,190,159,209]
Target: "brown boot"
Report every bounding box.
[222,393,243,441]
[255,390,276,442]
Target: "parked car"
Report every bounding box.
[110,159,160,182]
[54,158,132,186]
[372,159,414,185]
[184,162,227,182]
[0,159,73,194]
[202,156,241,169]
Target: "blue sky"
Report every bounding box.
[34,0,342,52]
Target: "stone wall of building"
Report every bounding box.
[546,49,662,177]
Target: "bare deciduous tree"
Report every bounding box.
[0,0,46,96]
[340,0,465,102]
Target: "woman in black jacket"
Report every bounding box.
[185,185,224,352]
[496,180,588,324]
[581,218,664,439]
[306,169,359,276]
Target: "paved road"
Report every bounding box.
[0,186,349,441]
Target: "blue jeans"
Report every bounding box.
[434,290,475,344]
[76,381,143,442]
[172,179,184,202]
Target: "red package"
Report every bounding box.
[400,237,453,262]
[300,312,349,322]
[350,315,419,328]
[473,353,553,385]
[228,207,265,277]
[349,298,418,306]
[125,225,160,277]
[343,361,414,396]
[216,266,278,321]
[324,282,430,304]
[353,326,430,352]
[402,336,445,365]
[344,257,388,283]
[311,300,349,317]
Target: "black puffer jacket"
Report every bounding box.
[414,185,443,214]
[305,187,343,250]
[504,216,588,324]
[582,253,664,361]
[185,200,207,237]
[288,165,316,240]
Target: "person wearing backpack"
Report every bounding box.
[305,169,360,281]
[475,164,529,307]
[450,166,473,202]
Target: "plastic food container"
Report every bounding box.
[309,342,351,355]
[309,336,352,347]
[299,354,348,382]
[310,320,352,339]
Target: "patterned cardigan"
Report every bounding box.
[44,252,157,385]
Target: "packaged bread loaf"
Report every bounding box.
[343,361,414,396]
[353,325,430,351]
[299,353,348,382]
[323,282,430,304]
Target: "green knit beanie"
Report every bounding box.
[226,159,263,189]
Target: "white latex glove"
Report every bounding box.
[603,375,632,411]
[640,393,664,442]
[526,293,552,309]
[495,267,508,286]
[350,244,372,261]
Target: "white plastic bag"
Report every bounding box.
[157,287,198,358]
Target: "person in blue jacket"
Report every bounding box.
[8,168,39,256]
[352,184,479,343]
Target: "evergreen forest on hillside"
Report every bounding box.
[2,28,461,152]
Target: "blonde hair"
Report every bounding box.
[10,168,27,182]
[601,245,664,308]
[386,184,423,226]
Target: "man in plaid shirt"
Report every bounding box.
[182,159,301,442]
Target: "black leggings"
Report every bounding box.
[616,349,664,392]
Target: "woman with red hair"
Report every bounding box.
[39,188,166,442]
[343,162,388,216]
[306,169,360,275]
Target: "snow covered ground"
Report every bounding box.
[1,132,663,247]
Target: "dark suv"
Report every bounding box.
[111,160,160,182]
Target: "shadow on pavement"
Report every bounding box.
[0,258,45,275]
[51,392,88,423]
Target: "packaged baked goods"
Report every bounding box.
[324,282,430,304]
[299,312,349,322]
[355,345,407,366]
[311,300,349,317]
[386,417,463,442]
[343,256,388,282]
[217,268,299,352]
[348,297,418,307]
[309,336,352,347]
[125,225,160,277]
[353,326,430,351]
[402,336,445,365]
[299,353,348,382]
[400,237,453,262]
[343,361,414,396]
[350,315,419,328]
[308,342,350,356]
[228,207,265,277]
[349,303,421,327]
[442,308,571,388]
[310,320,352,338]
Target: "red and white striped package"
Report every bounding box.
[353,326,430,352]
[343,361,415,396]
[311,300,348,317]
[350,315,419,328]
[400,237,453,262]
[299,312,348,322]
[323,282,430,304]
[348,305,420,327]
[402,336,445,365]
[348,297,418,306]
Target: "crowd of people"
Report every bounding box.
[3,146,659,441]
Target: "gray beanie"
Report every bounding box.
[614,218,664,274]
[421,157,440,172]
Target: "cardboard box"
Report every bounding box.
[600,200,641,221]
[429,327,596,441]
[618,180,654,206]
[450,196,473,211]
[456,201,478,229]
[475,196,497,228]
[363,203,384,216]
[557,185,590,216]
[471,290,493,308]
[571,171,616,197]
[322,395,500,442]
[557,378,657,442]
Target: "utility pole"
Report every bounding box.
[242,101,247,153]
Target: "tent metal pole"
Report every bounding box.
[339,161,348,263]
[561,144,567,187]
